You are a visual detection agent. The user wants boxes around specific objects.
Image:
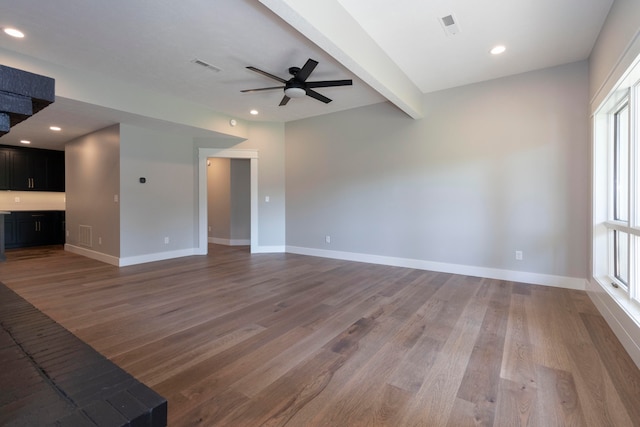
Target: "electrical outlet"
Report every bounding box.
[98,237,102,245]
[265,196,270,202]
[114,194,119,203]
[164,237,169,244]
[325,235,331,244]
[515,250,523,261]
[208,226,211,232]
[14,196,20,203]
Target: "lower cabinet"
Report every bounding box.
[4,211,65,249]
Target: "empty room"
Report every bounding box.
[1,0,640,426]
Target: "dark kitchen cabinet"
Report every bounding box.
[0,149,10,189]
[47,150,65,192]
[3,211,65,249]
[3,215,16,248]
[0,145,65,192]
[11,149,48,190]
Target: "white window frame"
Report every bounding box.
[608,98,631,290]
[593,56,640,321]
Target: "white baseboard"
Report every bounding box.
[209,237,251,246]
[253,245,286,253]
[65,244,198,267]
[66,242,585,289]
[118,248,198,267]
[587,279,640,368]
[285,246,586,290]
[65,244,120,266]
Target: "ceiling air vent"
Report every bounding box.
[439,14,461,37]
[191,59,222,72]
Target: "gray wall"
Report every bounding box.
[196,121,286,248]
[119,123,196,257]
[589,0,640,107]
[207,158,251,242]
[65,124,121,256]
[64,120,283,263]
[286,61,589,278]
[230,159,251,241]
[208,158,231,240]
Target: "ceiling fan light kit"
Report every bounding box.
[242,58,352,106]
[284,87,305,98]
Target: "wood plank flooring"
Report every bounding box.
[1,245,639,426]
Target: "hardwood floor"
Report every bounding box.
[1,245,639,426]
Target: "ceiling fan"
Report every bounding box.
[241,58,352,106]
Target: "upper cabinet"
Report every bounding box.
[0,145,65,192]
[0,149,10,189]
[11,149,49,190]
[47,150,65,192]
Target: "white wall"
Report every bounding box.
[65,125,120,257]
[286,61,589,287]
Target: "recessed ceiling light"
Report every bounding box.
[3,28,25,38]
[250,110,259,115]
[49,126,61,131]
[20,140,31,144]
[490,45,506,55]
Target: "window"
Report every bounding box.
[594,58,640,315]
[613,101,630,289]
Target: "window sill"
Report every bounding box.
[594,275,640,329]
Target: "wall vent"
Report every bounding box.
[191,59,222,73]
[439,14,461,36]
[78,225,92,247]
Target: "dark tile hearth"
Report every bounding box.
[0,283,167,427]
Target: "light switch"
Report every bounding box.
[265,196,270,202]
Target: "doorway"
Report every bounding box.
[197,148,258,254]
[207,158,251,246]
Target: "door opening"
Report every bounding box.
[197,148,258,254]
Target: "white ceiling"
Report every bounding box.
[338,0,613,93]
[0,0,613,149]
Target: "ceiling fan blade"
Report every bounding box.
[306,89,332,104]
[279,95,291,106]
[296,59,318,82]
[246,66,287,83]
[241,86,284,93]
[306,79,353,88]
